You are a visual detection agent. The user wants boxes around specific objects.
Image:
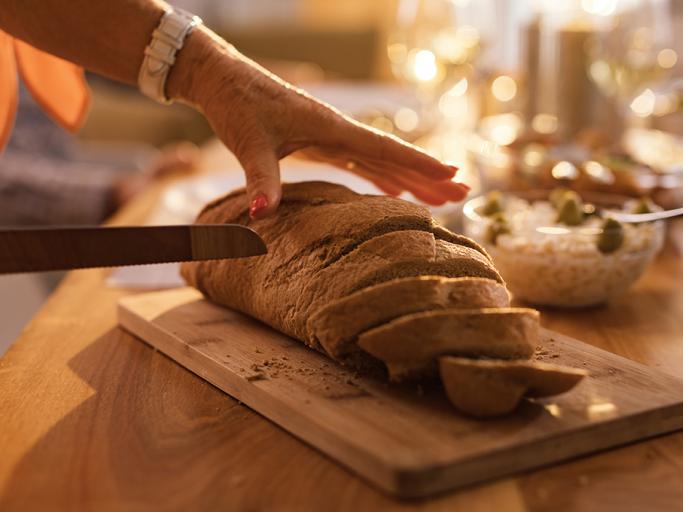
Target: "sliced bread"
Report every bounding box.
[181,182,577,416]
[357,308,538,379]
[182,183,498,343]
[307,276,510,359]
[439,356,587,417]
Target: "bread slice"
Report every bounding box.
[439,356,587,417]
[299,231,502,343]
[431,225,490,259]
[357,308,538,379]
[307,277,510,359]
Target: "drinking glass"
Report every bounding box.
[585,0,677,117]
[386,0,498,135]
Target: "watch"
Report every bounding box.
[138,7,202,105]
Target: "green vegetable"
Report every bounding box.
[599,154,638,173]
[597,218,624,253]
[485,215,510,245]
[480,191,504,217]
[556,191,585,226]
[549,187,572,209]
[632,197,655,215]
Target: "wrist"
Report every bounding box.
[165,25,231,109]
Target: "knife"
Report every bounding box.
[0,225,267,274]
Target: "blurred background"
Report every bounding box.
[2,0,683,353]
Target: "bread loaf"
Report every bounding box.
[183,182,500,343]
[182,182,585,417]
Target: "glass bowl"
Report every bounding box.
[463,190,666,307]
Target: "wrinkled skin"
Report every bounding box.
[176,28,469,217]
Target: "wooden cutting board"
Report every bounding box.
[118,288,683,499]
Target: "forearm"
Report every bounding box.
[1,1,236,108]
[0,0,169,84]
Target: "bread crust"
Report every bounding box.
[439,356,587,417]
[308,277,510,359]
[357,308,539,379]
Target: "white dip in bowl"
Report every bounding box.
[463,192,665,307]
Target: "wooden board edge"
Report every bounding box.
[391,403,683,498]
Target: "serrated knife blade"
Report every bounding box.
[0,224,267,274]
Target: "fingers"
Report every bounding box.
[297,144,469,206]
[235,141,282,219]
[356,160,470,206]
[439,178,470,200]
[315,109,457,181]
[364,129,456,181]
[298,147,404,196]
[349,166,404,196]
[384,164,470,202]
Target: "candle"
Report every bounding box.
[556,20,595,139]
[522,14,541,124]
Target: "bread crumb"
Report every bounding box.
[246,372,267,382]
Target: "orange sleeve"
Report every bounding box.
[0,31,19,151]
[13,38,90,134]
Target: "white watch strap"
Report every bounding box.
[138,7,202,105]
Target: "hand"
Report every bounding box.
[173,28,469,218]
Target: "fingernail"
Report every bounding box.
[249,193,269,219]
[460,182,471,191]
[448,165,460,172]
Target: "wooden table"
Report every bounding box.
[2,178,683,511]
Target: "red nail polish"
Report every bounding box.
[460,182,471,190]
[448,165,460,172]
[249,193,269,218]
